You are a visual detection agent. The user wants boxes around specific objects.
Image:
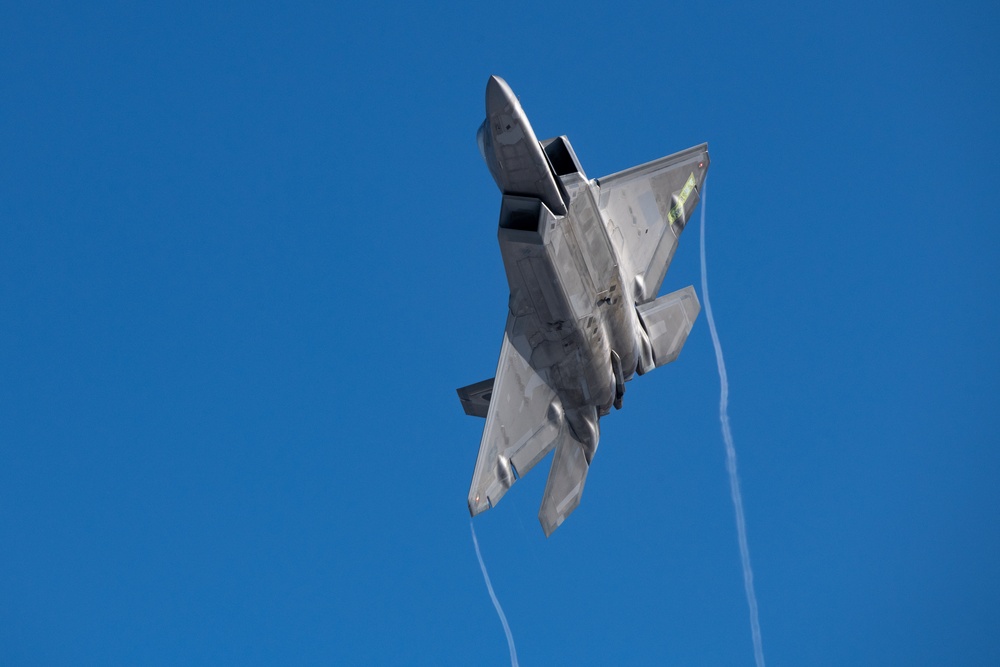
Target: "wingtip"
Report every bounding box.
[468,493,491,517]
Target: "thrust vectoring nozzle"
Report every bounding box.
[477,75,567,216]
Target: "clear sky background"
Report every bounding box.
[2,2,998,665]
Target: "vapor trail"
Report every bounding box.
[698,183,766,667]
[470,520,519,667]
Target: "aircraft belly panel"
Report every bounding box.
[516,257,561,325]
[563,176,617,295]
[548,221,594,321]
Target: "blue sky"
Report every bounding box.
[2,2,998,664]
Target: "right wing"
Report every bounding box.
[467,315,563,517]
[596,144,709,303]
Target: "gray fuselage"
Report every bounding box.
[496,168,642,458]
[463,75,707,534]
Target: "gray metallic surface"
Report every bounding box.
[460,76,709,535]
[597,145,709,304]
[479,76,567,216]
[636,286,701,373]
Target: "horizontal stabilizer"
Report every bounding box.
[636,285,700,373]
[457,378,494,418]
[538,435,591,537]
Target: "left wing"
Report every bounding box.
[466,314,563,516]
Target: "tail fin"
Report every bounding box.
[457,378,494,418]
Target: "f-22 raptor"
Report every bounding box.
[458,76,709,536]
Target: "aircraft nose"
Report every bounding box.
[485,75,516,115]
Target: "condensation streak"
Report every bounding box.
[698,182,766,667]
[470,520,519,667]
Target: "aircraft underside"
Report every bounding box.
[460,76,708,535]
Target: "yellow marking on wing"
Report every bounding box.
[668,172,697,226]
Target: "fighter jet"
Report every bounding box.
[458,76,709,536]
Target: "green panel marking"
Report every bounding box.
[667,172,697,226]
